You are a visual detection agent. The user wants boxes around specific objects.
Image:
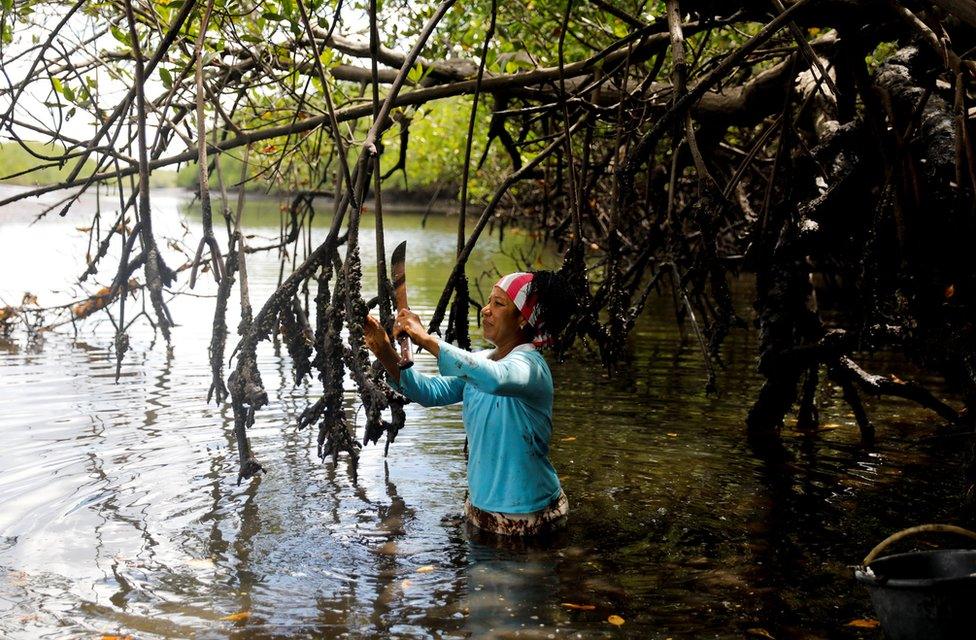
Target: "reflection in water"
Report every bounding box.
[0,186,969,638]
[463,543,563,639]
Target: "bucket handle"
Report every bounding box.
[862,524,976,566]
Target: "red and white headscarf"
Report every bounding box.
[494,272,550,347]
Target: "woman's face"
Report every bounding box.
[481,286,524,346]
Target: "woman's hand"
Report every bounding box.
[394,308,440,356]
[364,314,401,383]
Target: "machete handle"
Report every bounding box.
[396,333,414,369]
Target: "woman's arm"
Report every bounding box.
[437,341,549,402]
[396,368,465,407]
[363,314,464,407]
[391,308,549,403]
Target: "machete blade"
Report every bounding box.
[389,241,413,369]
[391,240,408,311]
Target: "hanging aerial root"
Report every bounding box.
[311,256,362,464]
[319,408,360,464]
[280,295,314,384]
[208,240,238,404]
[229,323,269,482]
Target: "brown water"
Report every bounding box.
[0,184,966,639]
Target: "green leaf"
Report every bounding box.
[62,84,76,102]
[159,66,173,88]
[51,77,64,94]
[1,0,12,14]
[318,48,333,67]
[110,25,131,46]
[407,63,424,85]
[261,11,283,21]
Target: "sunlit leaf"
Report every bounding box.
[845,619,880,629]
[416,565,435,573]
[221,611,251,622]
[407,63,424,85]
[318,48,333,68]
[561,602,595,610]
[72,287,114,318]
[607,614,625,625]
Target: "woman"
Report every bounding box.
[363,271,576,536]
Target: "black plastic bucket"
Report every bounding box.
[854,525,976,640]
[855,550,976,639]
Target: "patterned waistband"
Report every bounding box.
[464,491,569,536]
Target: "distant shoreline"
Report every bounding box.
[0,182,462,217]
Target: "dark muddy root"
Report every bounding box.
[445,274,472,351]
[229,354,268,483]
[311,257,361,464]
[208,239,239,404]
[745,48,972,448]
[554,243,604,362]
[384,395,407,457]
[340,239,393,451]
[360,358,409,450]
[279,295,314,385]
[318,407,360,465]
[144,245,175,343]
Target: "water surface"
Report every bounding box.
[0,184,966,638]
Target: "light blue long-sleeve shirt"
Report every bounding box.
[395,341,562,514]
